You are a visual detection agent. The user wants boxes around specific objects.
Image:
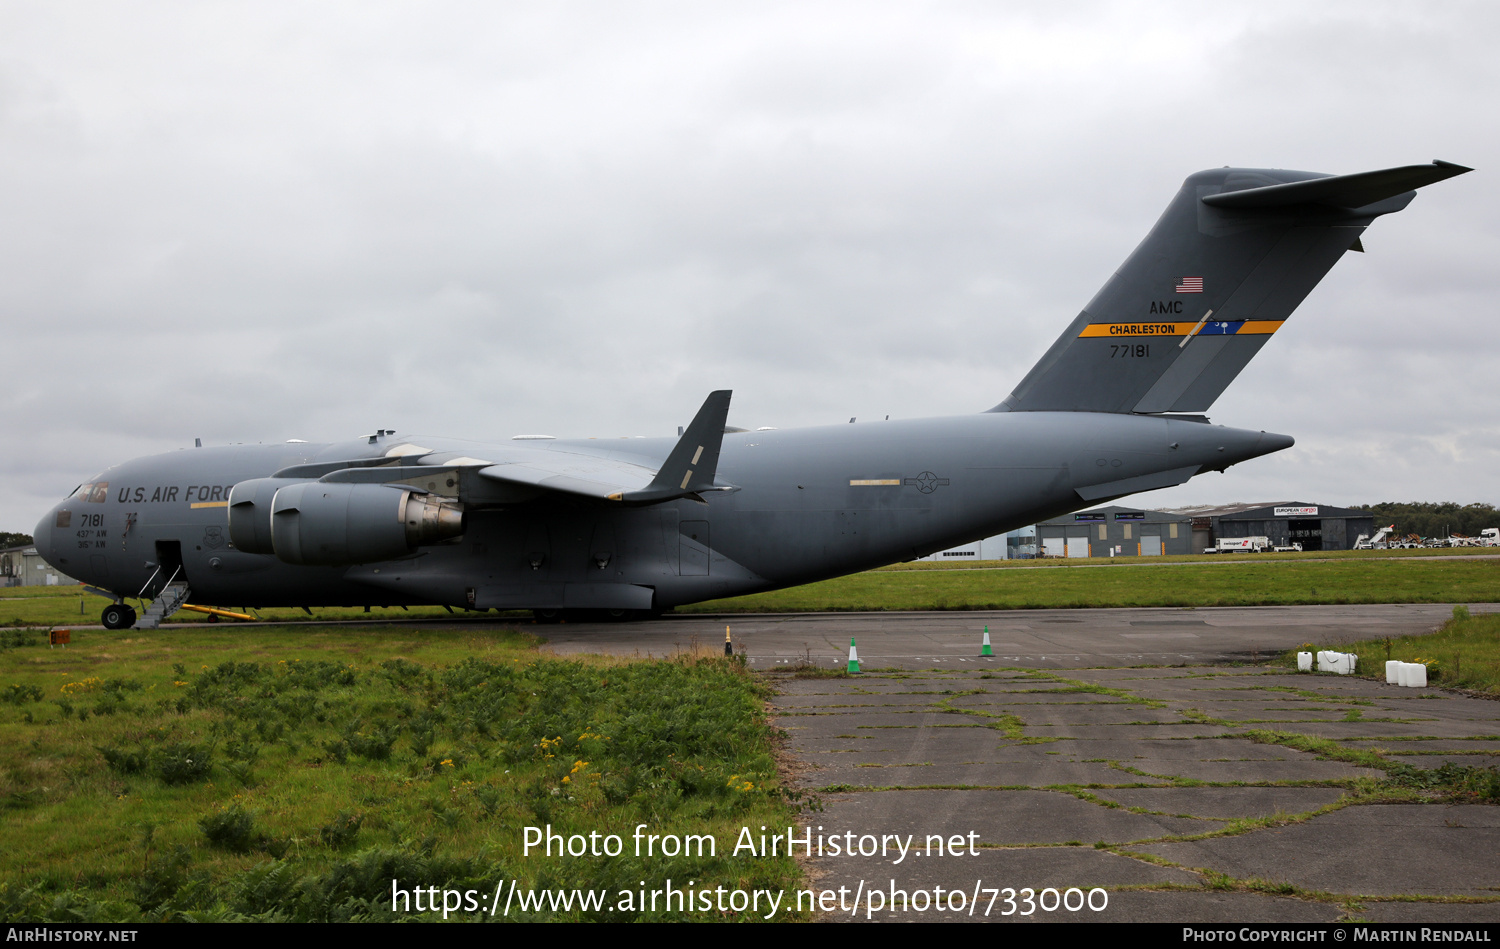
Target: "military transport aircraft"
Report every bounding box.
[34,161,1469,629]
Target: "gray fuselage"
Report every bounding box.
[34,411,1287,612]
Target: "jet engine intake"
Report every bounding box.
[269,482,465,566]
[227,478,305,554]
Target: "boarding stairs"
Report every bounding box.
[134,574,192,630]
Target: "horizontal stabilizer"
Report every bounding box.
[1075,465,1199,502]
[1202,160,1471,210]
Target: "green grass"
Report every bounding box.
[682,556,1500,613]
[874,546,1499,570]
[1243,728,1500,803]
[4,548,1495,627]
[0,626,809,922]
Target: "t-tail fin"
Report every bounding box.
[993,160,1470,415]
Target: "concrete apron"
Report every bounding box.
[769,665,1500,924]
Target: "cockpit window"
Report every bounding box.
[73,482,110,503]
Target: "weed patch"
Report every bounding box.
[0,628,809,921]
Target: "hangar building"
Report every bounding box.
[1035,506,1194,558]
[1,544,79,587]
[1162,502,1376,552]
[1033,502,1377,557]
[918,526,1036,561]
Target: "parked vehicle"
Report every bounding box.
[1210,536,1271,553]
[1354,525,1396,550]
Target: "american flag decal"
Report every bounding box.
[1175,276,1204,293]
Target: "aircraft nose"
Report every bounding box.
[32,510,55,563]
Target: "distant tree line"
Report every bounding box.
[1353,503,1498,539]
[0,532,33,550]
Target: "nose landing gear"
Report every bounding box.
[101,603,137,630]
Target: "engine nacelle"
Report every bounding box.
[227,478,305,554]
[268,482,465,566]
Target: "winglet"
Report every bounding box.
[615,390,732,503]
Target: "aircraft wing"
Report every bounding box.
[273,390,734,505]
[310,447,711,503]
[308,451,658,500]
[476,454,659,500]
[477,389,734,503]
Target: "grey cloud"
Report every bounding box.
[2,1,1496,532]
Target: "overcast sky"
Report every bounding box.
[3,1,1497,533]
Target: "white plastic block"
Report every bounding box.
[1317,651,1356,674]
[1397,662,1428,687]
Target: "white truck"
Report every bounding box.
[1481,528,1499,547]
[1206,536,1271,553]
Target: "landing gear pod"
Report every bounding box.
[269,482,464,566]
